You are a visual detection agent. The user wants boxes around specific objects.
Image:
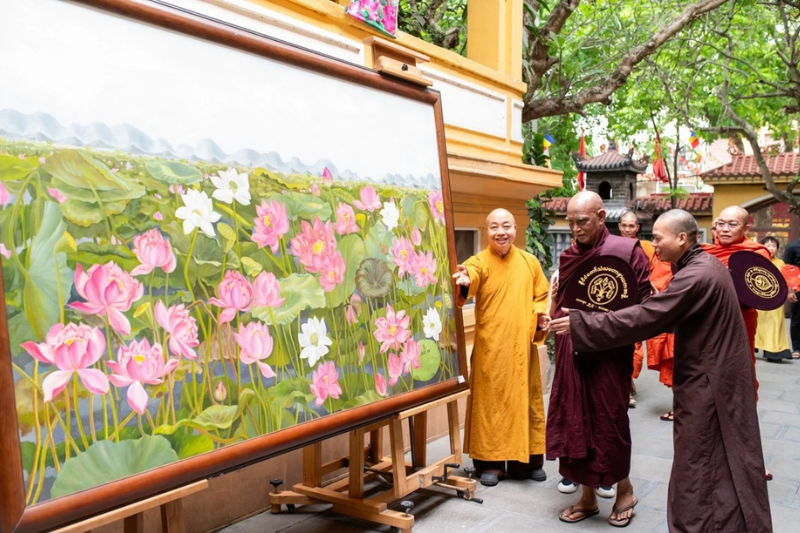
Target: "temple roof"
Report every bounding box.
[543,192,712,217]
[701,152,799,182]
[572,142,649,174]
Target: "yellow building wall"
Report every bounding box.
[710,184,770,218]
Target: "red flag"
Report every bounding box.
[653,136,669,183]
[577,131,586,191]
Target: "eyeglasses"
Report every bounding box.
[715,221,742,229]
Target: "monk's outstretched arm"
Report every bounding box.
[455,256,483,308]
[569,274,697,353]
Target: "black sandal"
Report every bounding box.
[660,412,674,422]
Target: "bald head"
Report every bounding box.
[567,191,606,246]
[652,209,698,263]
[716,205,750,245]
[485,208,517,257]
[619,210,640,239]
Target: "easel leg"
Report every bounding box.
[411,412,427,469]
[369,426,384,464]
[447,400,462,459]
[123,513,143,533]
[349,428,366,499]
[303,442,323,487]
[389,418,408,498]
[160,500,185,533]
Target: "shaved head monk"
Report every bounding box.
[453,208,550,486]
[546,192,651,526]
[549,209,771,532]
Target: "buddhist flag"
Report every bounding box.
[577,132,586,191]
[543,133,555,150]
[689,130,700,148]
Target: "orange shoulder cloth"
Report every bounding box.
[701,238,771,267]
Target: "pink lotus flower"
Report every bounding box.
[290,218,337,273]
[401,338,421,374]
[0,182,9,207]
[319,251,346,292]
[47,187,67,204]
[18,153,26,160]
[130,229,177,276]
[375,372,388,396]
[0,243,10,259]
[363,0,381,20]
[214,381,227,402]
[357,341,366,364]
[322,167,334,186]
[388,353,403,386]
[373,304,411,353]
[233,321,276,379]
[334,203,359,235]
[169,184,184,195]
[71,262,144,336]
[390,237,415,277]
[107,338,178,415]
[310,361,342,407]
[411,227,422,246]
[412,251,438,288]
[310,183,320,197]
[125,162,133,170]
[39,156,47,164]
[154,212,164,221]
[253,271,285,308]
[21,323,109,402]
[353,185,382,212]
[208,270,253,324]
[252,200,290,254]
[345,293,361,325]
[383,1,398,34]
[155,300,199,360]
[428,191,446,225]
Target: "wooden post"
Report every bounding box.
[160,500,185,533]
[303,442,323,487]
[447,399,462,459]
[123,514,143,533]
[349,428,366,499]
[411,412,427,468]
[389,418,408,498]
[368,426,384,464]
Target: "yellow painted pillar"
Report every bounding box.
[467,0,523,80]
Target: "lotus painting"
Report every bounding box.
[0,0,462,509]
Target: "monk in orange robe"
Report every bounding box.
[648,251,676,420]
[702,206,770,399]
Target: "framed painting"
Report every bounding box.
[0,0,466,531]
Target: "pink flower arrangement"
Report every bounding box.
[21,323,109,402]
[401,338,421,374]
[233,321,276,379]
[388,353,403,386]
[71,262,144,336]
[290,218,337,273]
[334,203,359,235]
[411,226,422,246]
[428,191,446,225]
[375,372,388,397]
[107,338,178,415]
[130,229,177,276]
[47,187,67,204]
[0,182,9,207]
[383,1,398,34]
[319,251,346,292]
[373,304,411,353]
[208,270,253,324]
[310,361,342,406]
[155,300,199,360]
[412,251,438,288]
[353,185,381,212]
[390,237,415,277]
[322,167,334,186]
[253,271,285,308]
[252,200,290,254]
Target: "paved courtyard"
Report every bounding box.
[222,350,800,533]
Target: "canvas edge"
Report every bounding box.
[0,0,469,531]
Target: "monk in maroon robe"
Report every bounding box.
[547,192,650,525]
[550,209,771,532]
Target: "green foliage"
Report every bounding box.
[398,0,467,53]
[526,195,556,273]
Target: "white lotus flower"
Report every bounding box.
[298,316,333,368]
[381,199,400,231]
[423,307,442,341]
[211,168,251,205]
[175,189,222,238]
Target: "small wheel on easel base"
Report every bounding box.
[391,527,401,533]
[286,504,296,513]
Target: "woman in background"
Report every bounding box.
[755,236,795,362]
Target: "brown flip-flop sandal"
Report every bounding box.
[559,505,600,523]
[608,496,638,528]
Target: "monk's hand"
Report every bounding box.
[452,265,470,287]
[548,309,571,336]
[650,281,660,295]
[789,292,798,304]
[537,313,551,330]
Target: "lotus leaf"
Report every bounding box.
[251,274,326,325]
[145,160,203,184]
[411,340,441,382]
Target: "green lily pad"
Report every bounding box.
[252,167,307,190]
[61,198,129,227]
[51,435,178,498]
[328,234,365,308]
[266,192,332,221]
[365,223,394,261]
[72,242,138,272]
[400,195,429,229]
[411,340,441,382]
[145,161,203,185]
[153,404,239,435]
[251,274,326,325]
[266,377,315,409]
[341,390,383,410]
[43,150,142,193]
[0,154,38,182]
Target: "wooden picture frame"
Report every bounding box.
[0,0,467,531]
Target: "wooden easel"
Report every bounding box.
[269,390,477,532]
[51,480,208,533]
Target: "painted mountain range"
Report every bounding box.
[0,109,440,190]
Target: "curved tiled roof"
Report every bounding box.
[542,193,712,215]
[572,148,649,173]
[701,152,799,179]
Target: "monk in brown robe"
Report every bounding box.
[618,210,655,408]
[550,209,771,532]
[546,192,650,525]
[648,251,676,421]
[453,209,550,486]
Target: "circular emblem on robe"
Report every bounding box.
[563,255,639,313]
[728,251,788,311]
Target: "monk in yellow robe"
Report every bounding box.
[453,208,550,486]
